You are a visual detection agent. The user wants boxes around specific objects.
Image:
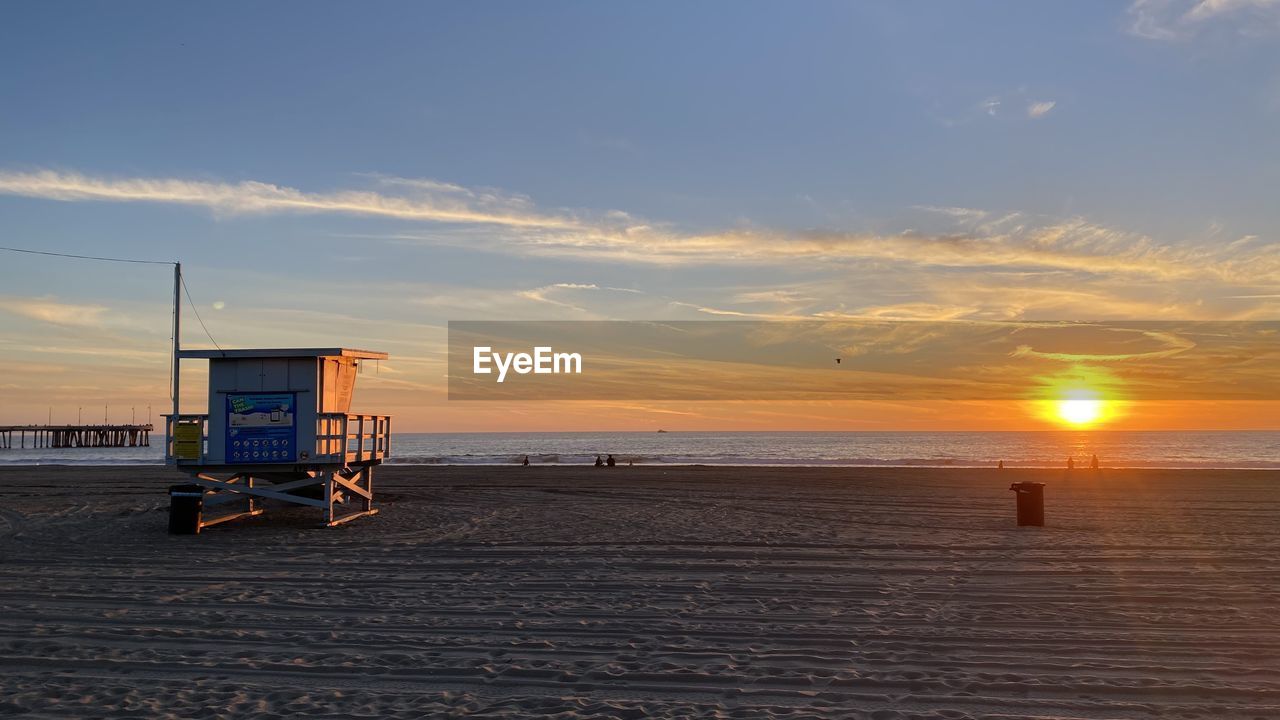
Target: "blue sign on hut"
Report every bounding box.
[165,348,391,532]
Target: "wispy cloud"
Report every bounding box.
[1128,0,1280,40]
[943,92,1055,126]
[517,283,647,315]
[543,283,643,294]
[0,297,109,327]
[368,222,1277,289]
[914,205,991,221]
[517,284,595,314]
[0,169,582,230]
[1027,100,1057,118]
[1,168,1276,290]
[838,303,982,321]
[733,289,817,305]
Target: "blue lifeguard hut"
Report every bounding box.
[165,347,391,531]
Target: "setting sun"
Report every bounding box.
[1034,369,1125,429]
[1057,398,1103,426]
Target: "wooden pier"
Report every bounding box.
[0,424,152,449]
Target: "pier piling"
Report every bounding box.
[0,424,152,449]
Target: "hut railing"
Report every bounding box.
[166,413,390,465]
[316,414,392,464]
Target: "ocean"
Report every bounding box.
[1,430,1278,469]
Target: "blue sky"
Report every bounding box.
[0,1,1277,429]
[3,1,1277,234]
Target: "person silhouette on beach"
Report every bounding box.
[522,455,529,466]
[1067,457,1075,470]
[594,455,604,467]
[998,460,1004,470]
[1090,454,1099,470]
[606,454,616,467]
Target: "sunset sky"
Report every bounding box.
[0,1,1277,431]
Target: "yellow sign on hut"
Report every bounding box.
[173,422,202,461]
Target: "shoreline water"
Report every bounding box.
[1,429,1277,469]
[7,458,1280,471]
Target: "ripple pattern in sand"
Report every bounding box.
[1,465,1278,719]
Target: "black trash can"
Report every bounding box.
[168,484,205,535]
[1009,482,1045,527]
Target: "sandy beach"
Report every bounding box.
[1,464,1278,718]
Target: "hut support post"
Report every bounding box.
[326,466,376,527]
[188,467,376,530]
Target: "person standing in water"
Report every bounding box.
[1090,454,1099,470]
[1067,457,1075,470]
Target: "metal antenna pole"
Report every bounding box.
[172,262,181,427]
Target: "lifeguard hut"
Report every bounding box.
[165,348,391,531]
